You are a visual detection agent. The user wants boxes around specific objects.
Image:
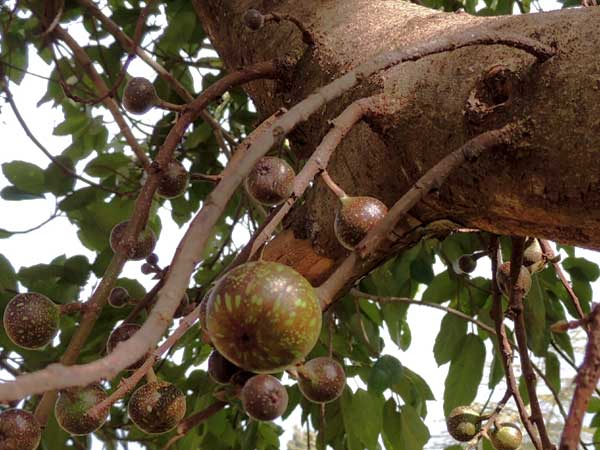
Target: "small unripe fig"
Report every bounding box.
[146,253,159,265]
[173,292,190,319]
[208,350,241,384]
[110,220,157,261]
[108,287,130,308]
[157,160,189,199]
[55,384,109,435]
[106,323,145,371]
[334,196,388,250]
[0,409,42,450]
[454,254,477,274]
[241,374,288,421]
[297,357,346,403]
[128,381,186,434]
[3,292,60,350]
[244,157,295,206]
[523,238,545,273]
[496,262,532,297]
[123,77,157,114]
[489,422,523,450]
[446,405,481,442]
[243,9,265,31]
[141,263,154,274]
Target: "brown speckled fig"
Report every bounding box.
[55,384,109,436]
[106,323,145,371]
[496,262,532,297]
[0,409,41,450]
[206,261,322,373]
[128,381,186,434]
[523,238,545,273]
[244,157,295,206]
[334,195,388,250]
[109,221,157,261]
[3,292,59,350]
[446,405,481,442]
[297,357,346,403]
[108,287,130,309]
[454,254,477,274]
[123,77,157,114]
[243,9,265,31]
[157,160,189,199]
[208,350,241,384]
[241,374,288,421]
[489,422,523,450]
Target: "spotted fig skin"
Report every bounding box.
[157,160,189,199]
[496,262,532,297]
[3,292,59,350]
[0,409,41,450]
[123,77,157,114]
[446,405,481,442]
[208,350,241,384]
[334,196,388,250]
[109,221,157,261]
[489,422,523,450]
[108,287,130,308]
[241,375,288,421]
[244,157,295,206]
[55,384,109,436]
[206,261,322,373]
[298,357,346,403]
[128,381,186,434]
[106,323,145,371]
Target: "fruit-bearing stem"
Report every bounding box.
[320,170,347,199]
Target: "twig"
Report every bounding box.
[319,122,526,308]
[320,170,347,199]
[508,237,554,450]
[560,303,600,450]
[263,12,316,46]
[162,401,227,450]
[466,390,512,449]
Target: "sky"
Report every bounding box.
[0,1,591,449]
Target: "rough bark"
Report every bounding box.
[193,0,600,282]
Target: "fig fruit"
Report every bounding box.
[523,238,545,273]
[157,160,189,199]
[454,254,477,274]
[3,292,60,349]
[244,157,295,206]
[489,422,523,450]
[128,381,186,434]
[297,357,345,403]
[55,384,109,435]
[0,409,42,450]
[109,220,157,261]
[241,374,288,421]
[243,9,265,31]
[205,261,322,373]
[446,405,481,442]
[108,286,130,308]
[334,195,388,250]
[106,323,146,371]
[496,262,532,297]
[208,350,241,384]
[123,77,157,114]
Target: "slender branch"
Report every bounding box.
[490,236,543,450]
[560,303,600,450]
[319,122,526,308]
[162,401,227,450]
[466,389,512,449]
[320,170,347,199]
[509,237,554,450]
[262,12,316,46]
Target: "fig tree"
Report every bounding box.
[3,292,60,350]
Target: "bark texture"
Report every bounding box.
[194,0,600,282]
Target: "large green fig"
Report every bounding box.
[205,261,322,373]
[489,422,523,450]
[446,405,481,442]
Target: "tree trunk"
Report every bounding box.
[194,1,600,283]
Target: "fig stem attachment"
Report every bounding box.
[320,170,347,199]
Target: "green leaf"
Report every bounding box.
[545,352,560,393]
[1,186,45,201]
[383,400,430,450]
[341,389,383,450]
[422,271,455,304]
[444,333,486,415]
[44,156,76,196]
[562,257,600,282]
[433,313,467,366]
[84,153,132,178]
[524,277,549,356]
[0,254,17,292]
[392,366,434,417]
[368,355,403,394]
[59,187,100,211]
[2,161,47,194]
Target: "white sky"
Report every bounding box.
[0,1,591,449]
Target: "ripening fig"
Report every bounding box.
[334,195,388,250]
[109,220,157,261]
[241,374,288,421]
[489,422,523,450]
[108,286,130,308]
[496,262,532,297]
[55,384,109,435]
[208,350,241,384]
[128,381,186,434]
[243,9,265,30]
[3,292,60,350]
[244,157,295,206]
[523,238,545,273]
[106,323,146,371]
[297,357,346,403]
[0,409,42,450]
[446,405,481,442]
[453,254,477,274]
[157,160,189,199]
[123,77,158,114]
[205,261,322,373]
